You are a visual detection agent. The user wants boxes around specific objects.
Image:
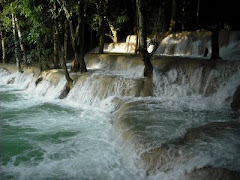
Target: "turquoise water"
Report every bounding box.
[0,84,144,179]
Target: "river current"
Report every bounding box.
[1,63,240,179]
[0,72,145,179]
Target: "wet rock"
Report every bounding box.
[7,77,15,84]
[71,60,80,72]
[35,77,43,86]
[140,146,182,174]
[41,70,64,86]
[22,66,41,77]
[183,167,240,180]
[0,67,11,74]
[0,64,18,73]
[203,48,208,57]
[59,82,72,99]
[231,85,240,110]
[184,121,240,142]
[139,121,240,176]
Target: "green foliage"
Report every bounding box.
[108,11,129,31]
[89,14,101,31]
[0,2,12,32]
[27,29,40,44]
[88,0,129,36]
[0,0,53,64]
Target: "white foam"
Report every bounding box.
[1,62,240,179]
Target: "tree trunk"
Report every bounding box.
[0,31,6,63]
[210,10,220,60]
[90,29,93,49]
[136,0,153,78]
[63,20,73,85]
[181,0,187,31]
[11,11,20,70]
[108,25,117,43]
[59,19,73,99]
[14,16,27,65]
[169,0,177,32]
[161,3,167,32]
[53,0,60,69]
[69,20,80,72]
[79,0,87,73]
[135,32,139,54]
[196,0,200,28]
[134,4,139,54]
[211,26,220,60]
[98,0,108,54]
[99,19,105,54]
[36,44,43,71]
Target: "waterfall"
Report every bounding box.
[154,31,240,60]
[0,68,66,101]
[0,65,148,107]
[66,74,142,107]
[153,62,240,104]
[0,66,146,179]
[1,54,240,179]
[1,57,240,113]
[99,31,240,61]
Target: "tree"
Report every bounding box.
[78,0,87,73]
[14,15,27,65]
[0,1,17,65]
[210,3,220,60]
[0,2,5,63]
[52,0,60,69]
[90,0,129,53]
[0,31,6,63]
[60,19,73,97]
[196,0,200,28]
[210,24,220,60]
[169,0,176,32]
[11,3,20,70]
[105,0,129,44]
[20,0,52,69]
[97,0,108,54]
[60,0,87,73]
[136,0,158,78]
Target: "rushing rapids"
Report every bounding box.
[1,51,240,179]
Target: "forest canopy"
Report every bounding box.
[0,0,239,67]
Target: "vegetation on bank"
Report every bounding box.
[0,0,239,80]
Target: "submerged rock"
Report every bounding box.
[183,167,240,180]
[184,121,240,142]
[231,85,240,110]
[35,77,43,85]
[0,64,18,73]
[7,77,15,84]
[140,146,184,174]
[59,82,73,99]
[139,121,240,177]
[0,67,11,74]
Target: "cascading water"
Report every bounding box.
[112,59,240,179]
[0,69,146,179]
[102,31,240,61]
[1,54,240,180]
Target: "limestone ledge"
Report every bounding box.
[112,98,240,178]
[0,63,153,98]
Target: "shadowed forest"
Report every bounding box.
[0,0,239,70]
